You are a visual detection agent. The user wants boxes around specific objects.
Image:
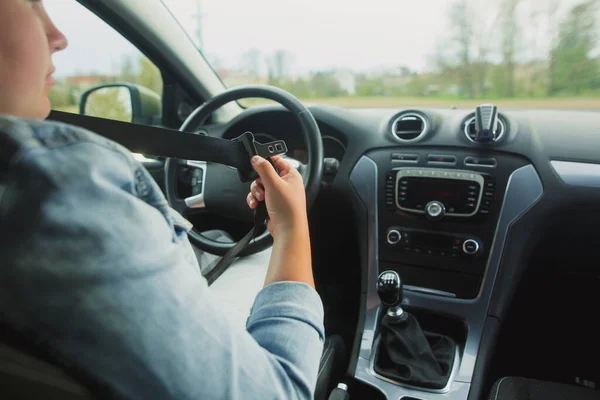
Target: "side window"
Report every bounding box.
[47,1,163,126]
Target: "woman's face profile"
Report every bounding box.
[0,0,68,120]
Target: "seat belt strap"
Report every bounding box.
[47,111,287,182]
[45,111,286,282]
[205,202,269,285]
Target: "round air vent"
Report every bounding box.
[463,115,507,143]
[390,112,428,142]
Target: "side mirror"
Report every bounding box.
[80,83,162,125]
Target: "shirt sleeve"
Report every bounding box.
[0,121,325,400]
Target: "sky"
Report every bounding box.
[46,0,591,79]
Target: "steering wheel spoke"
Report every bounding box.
[184,160,207,210]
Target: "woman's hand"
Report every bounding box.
[247,155,314,288]
[246,155,307,240]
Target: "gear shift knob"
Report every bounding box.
[378,270,405,319]
[377,270,403,307]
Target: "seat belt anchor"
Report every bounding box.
[233,131,288,182]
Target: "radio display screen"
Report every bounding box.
[398,177,480,214]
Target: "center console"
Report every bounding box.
[377,149,526,300]
[349,148,543,400]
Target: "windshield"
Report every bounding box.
[163,0,600,109]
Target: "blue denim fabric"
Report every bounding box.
[0,116,325,399]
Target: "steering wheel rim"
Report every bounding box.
[165,85,323,257]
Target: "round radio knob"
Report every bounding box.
[386,229,402,245]
[462,239,480,255]
[425,201,445,220]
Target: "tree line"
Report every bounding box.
[238,0,599,99]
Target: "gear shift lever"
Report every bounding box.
[374,270,457,389]
[377,271,405,319]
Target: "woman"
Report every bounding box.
[0,1,324,399]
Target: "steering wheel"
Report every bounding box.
[164,85,323,257]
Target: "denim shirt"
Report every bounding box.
[0,116,325,399]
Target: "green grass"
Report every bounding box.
[240,96,600,110]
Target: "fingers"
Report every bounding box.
[271,156,292,175]
[250,180,265,202]
[246,192,259,209]
[247,180,265,209]
[271,155,293,177]
[251,156,280,189]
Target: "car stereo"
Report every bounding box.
[394,168,490,218]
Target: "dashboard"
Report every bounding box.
[223,103,600,400]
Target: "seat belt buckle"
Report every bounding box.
[233,131,288,182]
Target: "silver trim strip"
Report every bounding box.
[404,285,457,298]
[350,157,543,400]
[550,160,600,188]
[395,168,484,217]
[391,159,419,164]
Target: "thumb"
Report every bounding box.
[251,156,280,189]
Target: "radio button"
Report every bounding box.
[484,190,494,198]
[387,230,402,245]
[427,154,457,164]
[391,153,418,162]
[462,239,480,255]
[425,201,445,220]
